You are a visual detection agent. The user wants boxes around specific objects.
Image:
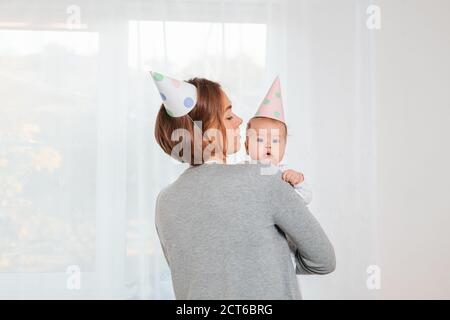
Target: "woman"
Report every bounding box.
[154,77,335,299]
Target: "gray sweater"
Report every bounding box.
[155,162,336,300]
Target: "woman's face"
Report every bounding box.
[221,91,243,155]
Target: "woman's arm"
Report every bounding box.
[155,191,171,268]
[269,173,336,275]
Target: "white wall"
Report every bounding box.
[376,0,450,299]
[284,0,379,299]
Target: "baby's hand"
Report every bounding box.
[282,169,304,186]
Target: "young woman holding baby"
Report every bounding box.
[152,72,335,299]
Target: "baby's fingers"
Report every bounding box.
[284,173,295,185]
[286,172,295,182]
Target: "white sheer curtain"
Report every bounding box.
[0,0,378,299]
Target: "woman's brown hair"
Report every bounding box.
[154,78,227,166]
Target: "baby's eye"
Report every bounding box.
[272,138,280,143]
[256,137,264,143]
[226,116,233,120]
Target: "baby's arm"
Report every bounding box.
[281,169,313,205]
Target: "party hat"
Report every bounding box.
[150,71,197,117]
[253,76,285,124]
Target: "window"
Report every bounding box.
[0,30,98,273]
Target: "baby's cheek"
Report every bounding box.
[247,140,262,159]
[271,152,281,164]
[271,142,283,159]
[276,141,287,162]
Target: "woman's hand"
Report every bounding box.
[282,169,304,186]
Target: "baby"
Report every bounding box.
[244,116,312,204]
[244,76,312,204]
[244,76,312,272]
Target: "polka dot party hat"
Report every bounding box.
[150,71,197,117]
[253,76,286,124]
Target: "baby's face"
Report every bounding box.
[245,117,286,165]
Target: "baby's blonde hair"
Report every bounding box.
[246,117,288,139]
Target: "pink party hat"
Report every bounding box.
[253,76,285,124]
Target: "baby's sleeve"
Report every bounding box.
[294,182,313,205]
[279,164,313,205]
